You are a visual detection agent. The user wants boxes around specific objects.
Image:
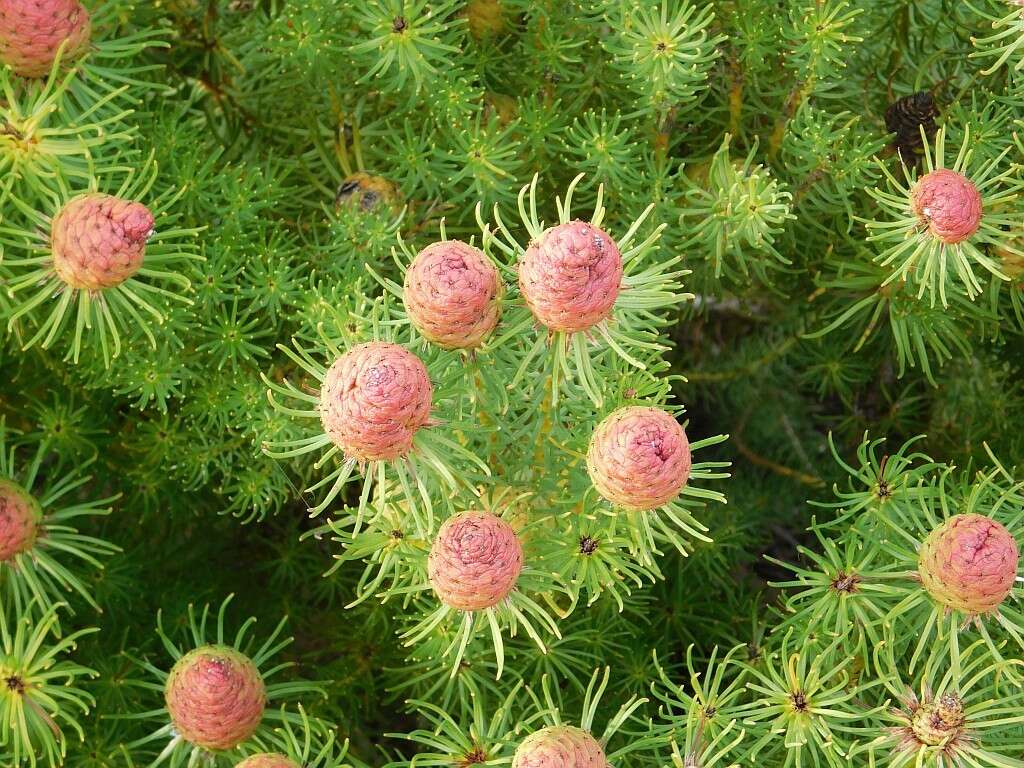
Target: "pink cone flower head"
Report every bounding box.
[0,479,40,561]
[918,514,1019,614]
[0,0,91,78]
[234,755,300,768]
[428,511,523,611]
[51,194,155,291]
[587,406,692,511]
[512,726,609,768]
[910,169,983,245]
[404,240,502,349]
[319,342,432,462]
[164,645,267,751]
[519,220,623,332]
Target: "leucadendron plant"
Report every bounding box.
[6,4,1024,768]
[122,597,326,768]
[260,176,731,687]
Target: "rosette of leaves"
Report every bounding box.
[484,173,690,407]
[0,603,98,768]
[121,596,326,768]
[0,1,168,206]
[861,125,1023,307]
[861,639,1024,768]
[650,644,748,768]
[734,630,881,768]
[600,0,723,124]
[261,311,490,530]
[511,668,657,768]
[676,134,796,288]
[0,155,201,366]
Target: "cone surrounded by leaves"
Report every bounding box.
[512,726,609,768]
[587,406,692,511]
[910,169,983,245]
[0,479,39,561]
[403,240,502,349]
[519,221,623,332]
[51,194,155,290]
[918,514,1019,614]
[318,342,432,461]
[428,511,523,610]
[0,0,91,77]
[164,646,267,751]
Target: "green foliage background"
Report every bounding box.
[4,1,1024,766]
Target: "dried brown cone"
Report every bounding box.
[335,172,400,213]
[885,91,939,156]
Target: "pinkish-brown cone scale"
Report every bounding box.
[0,479,40,561]
[319,342,432,462]
[587,406,691,511]
[51,194,155,290]
[910,169,982,245]
[519,220,623,332]
[512,726,610,768]
[918,513,1019,614]
[0,0,91,78]
[164,646,267,751]
[404,240,502,349]
[428,511,523,611]
[234,755,300,768]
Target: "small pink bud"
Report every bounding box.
[587,406,691,511]
[918,514,1019,614]
[403,240,502,349]
[519,220,622,332]
[910,169,982,245]
[0,479,40,561]
[319,342,433,462]
[51,194,155,291]
[512,726,609,768]
[428,511,523,611]
[0,0,91,78]
[164,646,266,752]
[234,755,300,768]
